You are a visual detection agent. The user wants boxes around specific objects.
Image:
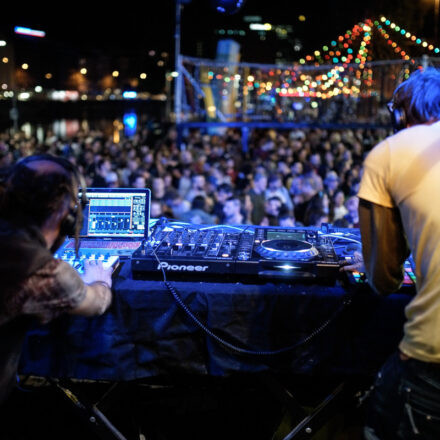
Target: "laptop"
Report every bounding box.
[58,187,151,259]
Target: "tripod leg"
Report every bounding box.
[49,379,128,440]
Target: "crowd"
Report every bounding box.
[0,123,391,228]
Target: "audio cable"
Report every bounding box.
[151,246,352,357]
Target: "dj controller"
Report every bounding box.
[56,218,417,290]
[55,251,119,275]
[131,220,342,282]
[54,240,140,274]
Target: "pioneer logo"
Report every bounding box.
[158,262,209,272]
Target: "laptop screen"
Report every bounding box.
[78,188,150,239]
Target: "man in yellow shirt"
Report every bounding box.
[357,68,440,439]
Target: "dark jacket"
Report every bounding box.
[0,219,53,403]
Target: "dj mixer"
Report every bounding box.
[131,220,341,282]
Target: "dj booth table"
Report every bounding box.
[16,260,412,440]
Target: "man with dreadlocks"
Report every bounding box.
[0,155,113,404]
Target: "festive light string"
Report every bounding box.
[375,25,413,62]
[204,16,432,102]
[244,23,372,99]
[206,19,373,90]
[299,21,366,65]
[279,19,376,99]
[295,22,373,98]
[377,16,440,54]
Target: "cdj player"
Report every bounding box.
[131,219,341,282]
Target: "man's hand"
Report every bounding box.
[340,251,365,273]
[81,259,113,288]
[70,259,114,316]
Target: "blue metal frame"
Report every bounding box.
[177,121,391,152]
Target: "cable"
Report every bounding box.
[320,233,362,245]
[200,224,246,232]
[151,245,352,357]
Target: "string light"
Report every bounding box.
[378,16,440,53]
[200,16,433,102]
[300,21,365,65]
[375,24,412,61]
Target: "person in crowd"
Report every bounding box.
[105,171,120,188]
[0,155,113,404]
[211,183,233,224]
[91,157,112,187]
[131,173,147,189]
[163,190,191,221]
[342,195,359,228]
[178,167,192,198]
[323,170,340,198]
[347,68,440,439]
[184,174,208,204]
[278,214,296,228]
[242,194,254,225]
[249,172,268,225]
[260,196,283,226]
[331,190,348,222]
[151,176,166,201]
[120,157,140,187]
[301,163,324,195]
[306,210,329,228]
[265,173,294,214]
[287,161,304,195]
[0,144,12,176]
[181,195,216,225]
[222,196,245,225]
[150,199,165,219]
[303,192,330,226]
[278,204,301,227]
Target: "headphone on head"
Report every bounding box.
[387,100,407,133]
[16,154,88,237]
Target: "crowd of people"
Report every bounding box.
[0,123,392,228]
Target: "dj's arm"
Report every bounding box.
[71,260,113,316]
[359,198,410,294]
[14,260,112,323]
[70,281,112,316]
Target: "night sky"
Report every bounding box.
[2,0,436,59]
[0,0,436,91]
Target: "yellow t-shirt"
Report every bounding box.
[358,122,440,363]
